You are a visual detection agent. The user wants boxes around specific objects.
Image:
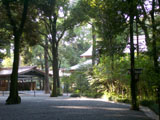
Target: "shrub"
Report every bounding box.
[117,98,130,103]
[70,93,81,97]
[83,92,103,98]
[140,100,159,115]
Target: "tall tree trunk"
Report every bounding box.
[92,24,96,66]
[136,16,139,58]
[48,0,60,97]
[151,0,158,73]
[44,39,50,94]
[6,34,21,104]
[151,0,160,119]
[129,0,139,110]
[50,10,60,96]
[3,0,29,104]
[51,45,59,97]
[158,87,160,120]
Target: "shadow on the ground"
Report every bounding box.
[0,93,152,120]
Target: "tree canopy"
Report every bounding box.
[0,0,160,116]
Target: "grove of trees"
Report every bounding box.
[0,0,160,118]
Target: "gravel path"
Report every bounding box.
[0,95,152,120]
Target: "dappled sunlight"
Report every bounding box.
[51,105,129,111]
[0,0,158,119]
[45,96,108,102]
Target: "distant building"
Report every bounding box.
[62,46,93,73]
[80,46,92,58]
[0,66,52,91]
[62,59,92,72]
[62,35,148,73]
[82,35,148,55]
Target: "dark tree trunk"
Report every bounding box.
[51,44,59,97]
[129,0,139,110]
[158,86,160,120]
[46,0,61,97]
[151,0,158,72]
[136,17,139,58]
[3,0,29,104]
[92,24,96,66]
[151,1,160,119]
[44,39,50,94]
[50,10,60,97]
[6,34,21,104]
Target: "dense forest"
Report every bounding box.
[0,0,160,118]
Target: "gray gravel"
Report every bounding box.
[0,95,152,120]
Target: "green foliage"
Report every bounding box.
[83,91,103,98]
[61,76,73,93]
[91,55,130,95]
[70,70,90,94]
[62,66,95,97]
[59,25,91,68]
[140,100,159,115]
[90,53,159,114]
[70,93,80,97]
[2,56,13,67]
[20,45,45,68]
[63,0,90,28]
[0,0,159,115]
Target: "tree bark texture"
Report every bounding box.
[51,44,59,97]
[50,4,60,96]
[129,0,139,110]
[92,24,96,66]
[3,0,29,104]
[6,34,21,104]
[44,39,50,94]
[151,0,158,72]
[136,17,139,58]
[151,1,160,119]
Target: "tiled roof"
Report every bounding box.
[0,66,51,77]
[63,59,92,72]
[80,46,92,58]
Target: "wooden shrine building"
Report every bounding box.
[0,66,51,91]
